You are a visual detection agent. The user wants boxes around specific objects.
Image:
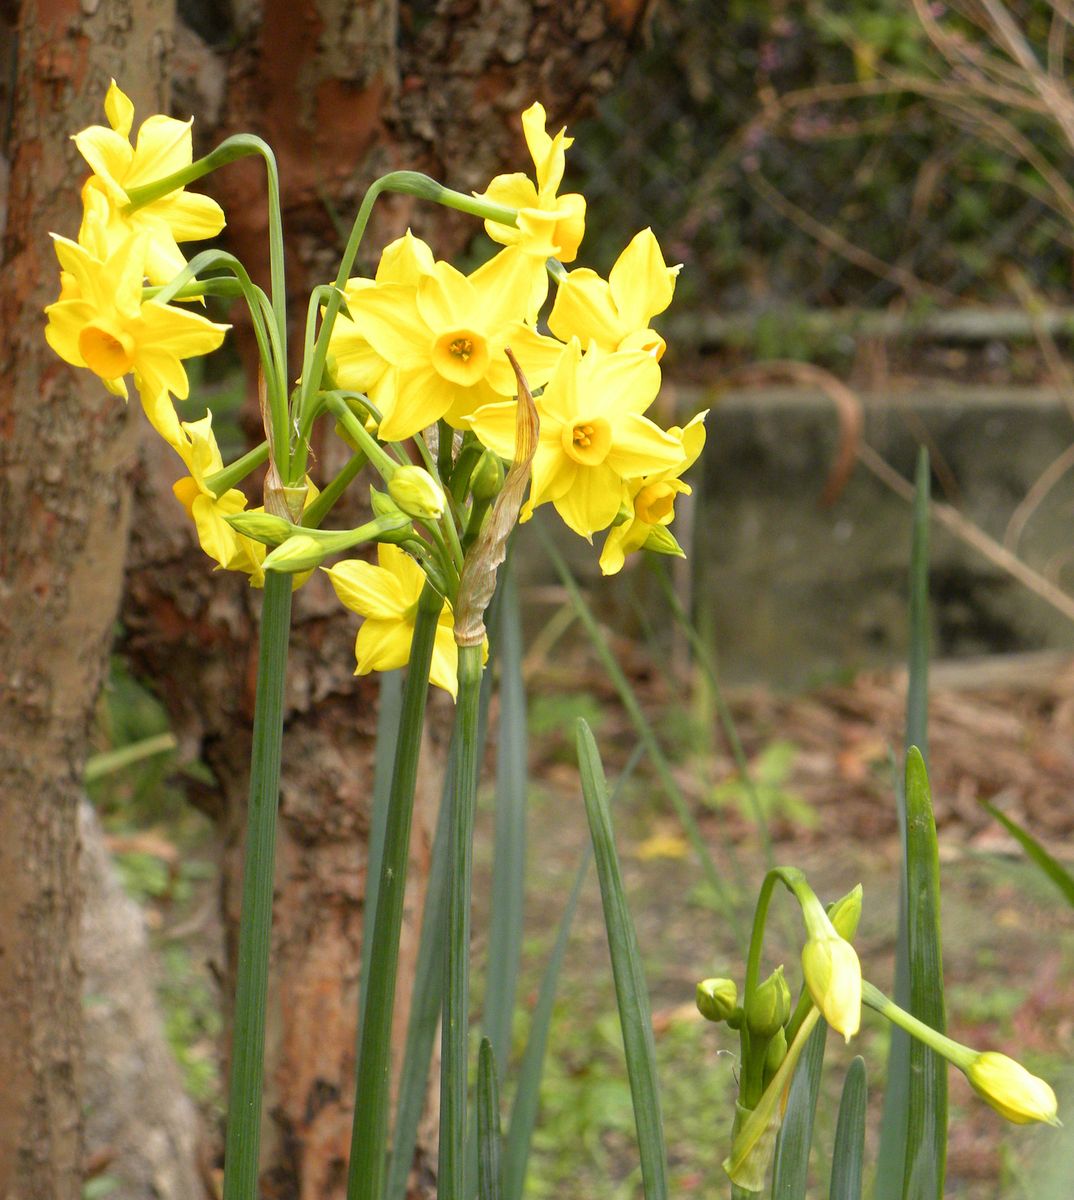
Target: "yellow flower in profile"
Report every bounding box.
[801,926,862,1042]
[171,413,267,584]
[599,410,707,575]
[477,102,586,266]
[329,230,436,401]
[468,338,683,539]
[966,1052,1060,1126]
[324,545,461,698]
[550,228,681,360]
[73,80,225,285]
[44,233,229,407]
[350,247,563,441]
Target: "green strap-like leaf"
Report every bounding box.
[902,747,947,1200]
[829,1058,867,1200]
[980,800,1074,909]
[771,1018,827,1198]
[576,719,669,1200]
[477,1039,504,1200]
[877,448,931,1200]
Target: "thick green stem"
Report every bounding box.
[438,643,486,1200]
[221,570,293,1200]
[204,442,270,498]
[346,584,443,1200]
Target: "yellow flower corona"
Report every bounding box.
[966,1052,1060,1126]
[468,338,683,539]
[73,81,225,285]
[325,545,461,698]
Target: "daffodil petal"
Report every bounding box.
[378,367,452,441]
[355,619,415,675]
[352,283,432,370]
[153,189,227,241]
[549,268,622,350]
[326,558,410,619]
[605,413,684,478]
[127,114,194,188]
[608,228,678,330]
[554,462,624,538]
[104,81,135,138]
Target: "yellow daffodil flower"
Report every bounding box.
[44,233,229,411]
[171,414,267,584]
[73,80,225,285]
[966,1052,1060,1126]
[329,231,436,402]
[324,545,461,697]
[478,102,586,265]
[468,338,683,539]
[349,247,564,441]
[549,228,681,360]
[599,410,707,575]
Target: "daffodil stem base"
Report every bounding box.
[222,570,293,1200]
[345,583,443,1200]
[438,643,486,1200]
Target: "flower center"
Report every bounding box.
[79,321,136,380]
[634,482,675,525]
[431,328,490,386]
[562,416,612,466]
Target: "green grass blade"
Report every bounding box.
[484,559,528,1070]
[541,525,741,935]
[84,732,177,783]
[477,1039,504,1200]
[829,1058,867,1200]
[576,719,669,1200]
[358,669,403,1030]
[771,1017,827,1199]
[902,746,946,1200]
[980,800,1074,908]
[876,448,930,1200]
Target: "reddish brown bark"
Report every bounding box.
[0,2,172,1196]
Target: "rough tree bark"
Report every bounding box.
[0,2,171,1197]
[121,4,653,1198]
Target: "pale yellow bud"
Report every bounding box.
[262,534,327,574]
[966,1052,1060,1126]
[388,466,446,521]
[801,933,861,1042]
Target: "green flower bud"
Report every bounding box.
[828,884,863,941]
[470,450,504,503]
[388,465,446,521]
[747,966,791,1038]
[370,486,405,520]
[696,977,738,1024]
[262,534,327,574]
[224,511,295,547]
[966,1052,1060,1126]
[641,525,686,558]
[763,1026,788,1081]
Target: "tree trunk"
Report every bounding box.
[0,3,172,1197]
[123,4,653,1196]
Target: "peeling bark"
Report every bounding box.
[0,2,172,1197]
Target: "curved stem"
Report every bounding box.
[221,570,293,1200]
[345,585,444,1200]
[438,642,486,1200]
[204,442,270,499]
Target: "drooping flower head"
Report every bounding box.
[73,81,225,285]
[966,1052,1060,1126]
[468,338,683,539]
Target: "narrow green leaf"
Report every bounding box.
[576,719,669,1200]
[502,744,642,1200]
[902,746,946,1200]
[771,1017,827,1198]
[980,800,1074,908]
[877,448,930,1200]
[84,732,177,783]
[358,669,403,1030]
[541,525,741,935]
[477,1039,504,1200]
[829,1058,867,1200]
[484,560,528,1070]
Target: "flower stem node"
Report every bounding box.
[388,465,447,522]
[697,977,738,1024]
[746,966,791,1039]
[967,1052,1061,1126]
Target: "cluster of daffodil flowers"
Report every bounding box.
[697,867,1060,1194]
[45,83,710,1200]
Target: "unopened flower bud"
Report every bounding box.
[801,932,861,1042]
[763,1026,788,1080]
[697,977,738,1024]
[641,525,685,558]
[966,1052,1060,1126]
[747,966,791,1039]
[388,465,446,521]
[828,884,863,941]
[224,511,294,547]
[470,450,504,503]
[262,534,327,574]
